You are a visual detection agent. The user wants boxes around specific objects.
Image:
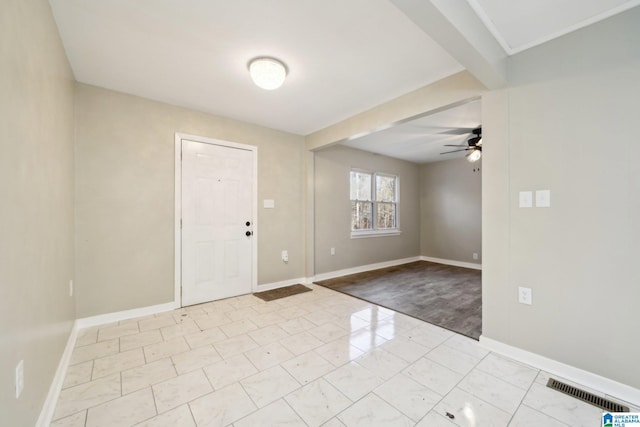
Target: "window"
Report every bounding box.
[350,170,400,238]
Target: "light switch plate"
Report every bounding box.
[519,191,533,208]
[16,360,24,399]
[536,190,551,207]
[263,199,275,209]
[518,287,532,305]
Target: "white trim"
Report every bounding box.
[480,336,640,406]
[174,134,182,306]
[36,321,79,427]
[76,302,177,329]
[350,170,400,236]
[465,0,513,54]
[312,256,420,282]
[305,151,315,279]
[351,229,402,239]
[420,255,482,270]
[255,277,309,292]
[250,145,258,293]
[508,0,640,55]
[466,0,640,56]
[174,133,259,307]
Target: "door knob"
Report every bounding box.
[246,231,253,237]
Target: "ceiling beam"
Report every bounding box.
[391,0,508,90]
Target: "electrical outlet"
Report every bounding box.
[519,191,533,208]
[473,253,478,260]
[15,360,24,399]
[535,190,551,207]
[330,247,335,256]
[281,250,288,263]
[518,287,532,305]
[69,279,73,297]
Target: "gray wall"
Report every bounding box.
[483,7,640,388]
[0,0,76,425]
[314,145,420,274]
[420,159,481,263]
[75,84,306,317]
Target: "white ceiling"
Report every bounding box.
[49,0,639,160]
[467,0,640,54]
[342,99,481,164]
[49,0,463,135]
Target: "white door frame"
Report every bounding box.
[174,132,258,307]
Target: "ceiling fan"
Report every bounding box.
[440,127,482,162]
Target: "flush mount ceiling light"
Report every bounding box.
[248,57,287,90]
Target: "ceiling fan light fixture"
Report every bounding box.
[466,149,482,163]
[248,57,287,90]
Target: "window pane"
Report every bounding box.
[376,203,396,229]
[350,171,372,201]
[351,201,373,230]
[376,175,396,202]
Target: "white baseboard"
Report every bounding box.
[312,256,421,282]
[38,301,181,425]
[255,277,308,292]
[36,321,79,427]
[480,336,640,406]
[76,301,178,329]
[420,256,482,270]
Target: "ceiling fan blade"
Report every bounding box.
[440,149,470,155]
[443,144,468,147]
[438,127,476,135]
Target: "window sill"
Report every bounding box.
[350,229,402,239]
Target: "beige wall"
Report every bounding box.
[480,89,510,343]
[314,146,420,274]
[0,0,76,425]
[420,159,481,263]
[4,3,639,424]
[75,84,305,317]
[483,7,640,388]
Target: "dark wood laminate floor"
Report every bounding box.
[315,261,482,339]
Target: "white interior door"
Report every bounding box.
[181,139,254,306]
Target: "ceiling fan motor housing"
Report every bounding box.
[468,127,482,148]
[439,126,482,155]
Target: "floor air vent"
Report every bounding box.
[546,378,629,412]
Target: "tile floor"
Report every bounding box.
[50,285,635,427]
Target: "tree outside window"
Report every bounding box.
[350,170,398,234]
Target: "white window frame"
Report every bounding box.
[350,169,401,239]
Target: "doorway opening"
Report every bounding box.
[312,98,482,338]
